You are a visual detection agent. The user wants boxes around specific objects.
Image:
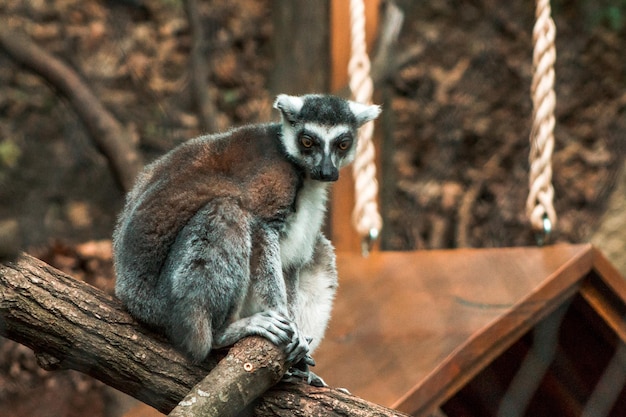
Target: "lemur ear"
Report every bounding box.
[348,101,381,127]
[274,94,304,124]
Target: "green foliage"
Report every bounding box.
[597,2,626,30]
[0,139,21,169]
[576,0,626,31]
[0,139,21,184]
[222,89,242,105]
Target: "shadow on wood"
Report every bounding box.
[314,244,626,416]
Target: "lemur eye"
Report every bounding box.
[300,135,314,148]
[337,139,352,151]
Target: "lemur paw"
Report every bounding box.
[284,321,314,366]
[283,362,327,387]
[245,310,296,346]
[238,310,311,366]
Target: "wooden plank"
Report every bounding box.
[580,281,626,344]
[313,244,594,410]
[578,249,626,344]
[396,245,594,416]
[329,0,381,253]
[591,247,626,302]
[580,251,626,345]
[330,0,380,92]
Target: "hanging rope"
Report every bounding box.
[526,0,557,244]
[348,0,382,254]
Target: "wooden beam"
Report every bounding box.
[329,0,381,252]
[330,0,380,92]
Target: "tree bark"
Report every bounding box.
[269,0,330,95]
[0,254,409,417]
[0,26,142,192]
[168,337,286,417]
[183,0,220,134]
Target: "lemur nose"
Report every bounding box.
[320,158,339,181]
[319,169,339,182]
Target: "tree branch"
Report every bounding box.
[0,254,409,417]
[0,253,210,412]
[0,26,142,192]
[169,337,286,417]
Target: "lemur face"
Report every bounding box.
[274,94,381,182]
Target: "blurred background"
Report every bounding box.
[0,0,625,416]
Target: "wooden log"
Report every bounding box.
[0,254,409,417]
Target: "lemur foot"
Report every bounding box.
[218,310,311,366]
[284,321,315,366]
[283,360,327,387]
[214,310,312,369]
[214,310,293,347]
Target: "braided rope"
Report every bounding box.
[348,0,382,251]
[526,0,557,238]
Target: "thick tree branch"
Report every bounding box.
[0,254,409,417]
[0,253,212,412]
[0,26,142,192]
[169,337,286,417]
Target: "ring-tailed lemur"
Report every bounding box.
[113,94,380,384]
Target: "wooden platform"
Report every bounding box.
[314,244,626,416]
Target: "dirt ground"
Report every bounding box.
[384,0,626,249]
[0,0,625,415]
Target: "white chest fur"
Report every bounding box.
[280,180,329,268]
